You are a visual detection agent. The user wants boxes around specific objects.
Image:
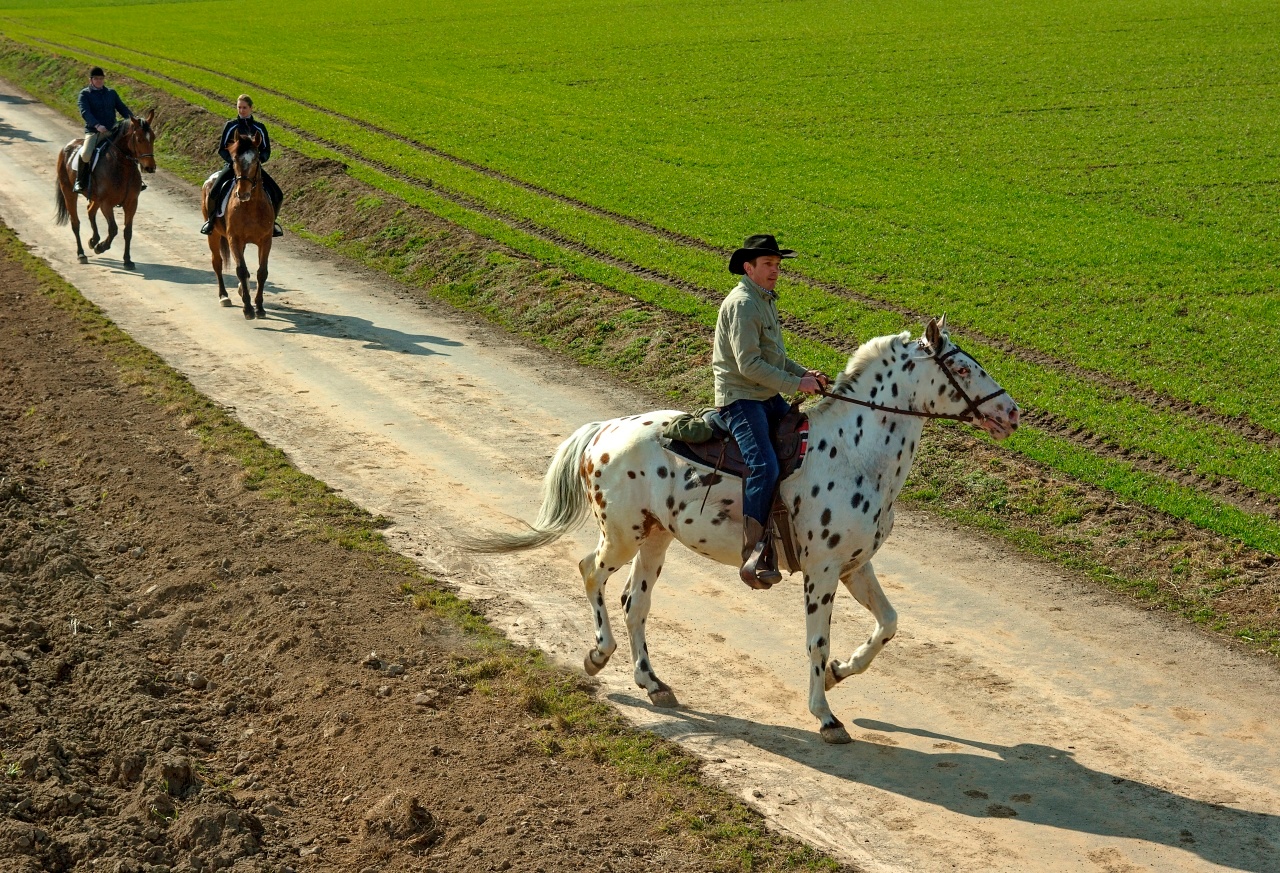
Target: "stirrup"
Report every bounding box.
[740,541,780,590]
[272,223,283,238]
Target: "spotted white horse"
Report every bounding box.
[468,318,1019,743]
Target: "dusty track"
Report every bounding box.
[2,79,1278,872]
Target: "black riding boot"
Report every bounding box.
[73,160,91,195]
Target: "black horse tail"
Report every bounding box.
[54,152,69,226]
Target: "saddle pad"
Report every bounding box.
[660,406,810,482]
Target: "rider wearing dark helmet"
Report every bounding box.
[200,94,284,237]
[74,66,135,194]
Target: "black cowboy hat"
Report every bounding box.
[729,233,797,275]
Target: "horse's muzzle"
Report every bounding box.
[979,405,1020,440]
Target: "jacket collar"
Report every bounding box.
[740,274,777,302]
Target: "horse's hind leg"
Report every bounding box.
[826,561,898,691]
[93,206,117,255]
[622,532,677,707]
[86,203,101,252]
[64,186,87,263]
[578,532,638,679]
[208,232,230,304]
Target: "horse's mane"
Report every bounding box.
[809,330,913,417]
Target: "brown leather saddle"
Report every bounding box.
[660,403,811,573]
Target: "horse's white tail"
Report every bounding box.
[459,421,605,553]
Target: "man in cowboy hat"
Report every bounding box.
[714,234,828,589]
[74,66,135,195]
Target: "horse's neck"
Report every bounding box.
[816,349,927,498]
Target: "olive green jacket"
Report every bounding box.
[712,276,806,407]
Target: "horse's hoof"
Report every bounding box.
[93,244,109,254]
[123,261,134,271]
[219,295,232,307]
[255,307,266,319]
[648,688,678,708]
[583,652,606,676]
[820,724,852,745]
[77,255,88,264]
[243,309,255,320]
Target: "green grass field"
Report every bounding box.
[2,0,1278,562]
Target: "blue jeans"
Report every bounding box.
[721,394,791,525]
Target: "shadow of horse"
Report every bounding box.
[266,302,464,356]
[107,262,213,285]
[610,694,1279,871]
[0,119,45,143]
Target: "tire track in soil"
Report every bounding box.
[23,37,1280,522]
[44,36,1280,455]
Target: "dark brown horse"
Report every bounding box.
[202,132,273,319]
[53,111,156,268]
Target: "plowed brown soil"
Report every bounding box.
[0,240,832,872]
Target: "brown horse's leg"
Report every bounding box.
[231,238,254,320]
[254,238,271,318]
[121,191,139,270]
[63,186,87,263]
[94,206,118,255]
[86,201,101,252]
[208,230,231,305]
[56,149,89,263]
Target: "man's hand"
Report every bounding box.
[802,369,831,393]
[798,374,824,395]
[95,124,107,133]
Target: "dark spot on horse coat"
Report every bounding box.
[829,446,837,458]
[821,508,832,526]
[811,485,820,497]
[828,533,841,548]
[641,579,648,591]
[851,493,862,509]
[656,466,668,478]
[600,453,610,464]
[891,383,898,397]
[817,439,827,451]
[821,592,833,605]
[628,470,636,479]
[827,481,835,491]
[807,602,817,614]
[666,496,675,509]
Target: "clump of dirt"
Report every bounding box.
[0,241,846,870]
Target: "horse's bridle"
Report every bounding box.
[818,338,1009,424]
[107,121,153,164]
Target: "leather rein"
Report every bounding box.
[817,341,1008,424]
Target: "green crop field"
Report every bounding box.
[2,0,1279,567]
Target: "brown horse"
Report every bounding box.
[202,132,273,319]
[54,111,157,268]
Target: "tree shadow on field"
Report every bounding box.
[266,301,463,356]
[611,695,1279,871]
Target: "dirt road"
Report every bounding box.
[2,81,1277,872]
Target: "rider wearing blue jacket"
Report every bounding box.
[200,94,284,237]
[74,66,135,194]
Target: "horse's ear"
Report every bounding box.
[145,108,155,124]
[925,317,942,349]
[251,131,262,148]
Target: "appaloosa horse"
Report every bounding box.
[54,111,157,268]
[202,132,273,319]
[466,318,1019,743]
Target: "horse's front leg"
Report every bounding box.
[826,561,898,691]
[254,237,271,318]
[121,197,138,270]
[804,567,850,743]
[93,206,117,254]
[230,240,254,320]
[578,531,637,679]
[623,532,676,707]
